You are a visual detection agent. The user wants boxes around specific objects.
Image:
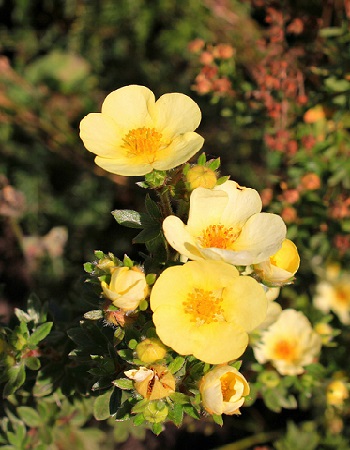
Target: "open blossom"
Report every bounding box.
[125,365,175,400]
[199,366,250,415]
[80,85,204,176]
[313,275,350,325]
[150,260,267,364]
[101,266,148,311]
[253,309,322,375]
[163,180,286,266]
[254,239,300,285]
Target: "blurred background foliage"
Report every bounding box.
[0,0,350,449]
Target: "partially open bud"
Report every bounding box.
[136,338,167,364]
[199,365,250,415]
[254,239,300,285]
[101,266,149,311]
[125,365,175,400]
[186,165,217,190]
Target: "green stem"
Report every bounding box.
[213,431,282,450]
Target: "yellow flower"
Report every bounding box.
[101,266,148,311]
[327,380,349,407]
[254,239,300,285]
[186,165,217,189]
[150,260,267,364]
[80,85,204,176]
[136,338,167,364]
[253,309,322,376]
[124,365,175,400]
[163,180,286,266]
[199,365,250,415]
[313,276,350,325]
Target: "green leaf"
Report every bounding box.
[28,322,53,347]
[133,413,146,426]
[14,309,32,323]
[17,406,41,427]
[113,378,134,390]
[84,310,103,320]
[212,414,223,426]
[131,399,149,414]
[168,356,186,374]
[183,404,200,419]
[112,209,143,228]
[109,388,122,416]
[151,422,164,435]
[145,194,161,219]
[23,357,41,371]
[170,403,183,427]
[93,389,113,420]
[207,157,220,171]
[133,227,161,244]
[197,153,206,165]
[33,379,53,397]
[3,364,26,397]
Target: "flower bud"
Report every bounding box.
[327,380,349,407]
[186,165,217,190]
[136,338,167,364]
[125,365,175,401]
[254,239,300,285]
[101,266,149,311]
[199,366,250,415]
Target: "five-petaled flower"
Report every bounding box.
[199,365,250,415]
[253,309,322,375]
[79,85,204,176]
[163,180,287,266]
[150,260,267,364]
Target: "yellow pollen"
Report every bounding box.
[220,372,236,401]
[121,127,163,161]
[198,224,239,249]
[273,339,297,361]
[183,288,224,325]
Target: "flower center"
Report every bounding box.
[334,285,350,307]
[121,127,163,162]
[198,224,240,249]
[273,338,297,361]
[183,288,224,326]
[220,372,237,401]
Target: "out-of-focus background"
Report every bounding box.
[1,1,350,449]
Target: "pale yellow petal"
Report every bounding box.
[150,264,195,310]
[184,260,239,291]
[153,92,202,139]
[191,322,249,364]
[223,276,267,331]
[234,213,286,263]
[217,180,262,226]
[79,113,123,157]
[187,188,229,234]
[94,155,153,176]
[101,85,155,129]
[153,132,204,170]
[198,247,255,266]
[162,216,204,260]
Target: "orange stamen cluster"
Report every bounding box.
[198,224,239,249]
[220,372,236,401]
[183,288,224,325]
[273,339,297,361]
[121,127,163,161]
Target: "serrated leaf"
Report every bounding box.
[17,406,41,427]
[28,322,53,347]
[93,389,113,420]
[112,210,143,228]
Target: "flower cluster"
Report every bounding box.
[79,85,321,433]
